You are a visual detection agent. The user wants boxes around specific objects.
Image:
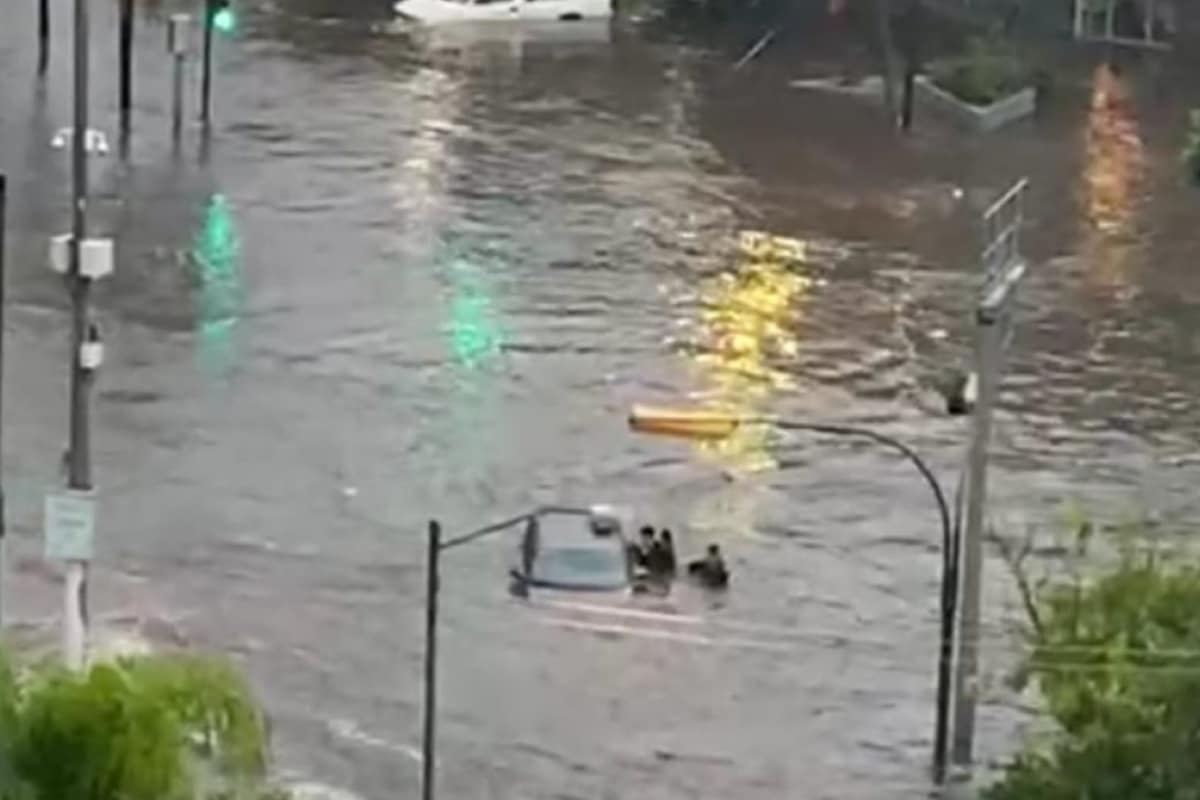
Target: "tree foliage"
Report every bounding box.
[985,523,1200,799]
[0,650,285,800]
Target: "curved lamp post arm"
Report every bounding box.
[441,512,535,552]
[771,419,953,564]
[628,405,961,784]
[422,503,602,800]
[759,417,960,783]
[440,505,593,552]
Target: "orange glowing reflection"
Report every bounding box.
[1079,62,1146,289]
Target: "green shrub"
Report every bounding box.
[928,37,1033,106]
[985,523,1200,799]
[0,650,285,800]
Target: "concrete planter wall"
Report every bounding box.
[914,76,1037,133]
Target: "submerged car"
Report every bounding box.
[510,506,631,594]
[395,0,613,23]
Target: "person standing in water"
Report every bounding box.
[688,544,730,588]
[628,526,655,570]
[648,529,677,576]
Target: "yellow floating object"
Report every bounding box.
[628,405,742,441]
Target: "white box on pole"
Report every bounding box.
[48,236,114,279]
[168,14,191,55]
[79,341,104,370]
[81,238,114,278]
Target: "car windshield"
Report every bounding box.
[531,545,627,590]
[521,513,629,591]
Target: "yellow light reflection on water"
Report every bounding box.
[1080,61,1146,290]
[685,231,810,475]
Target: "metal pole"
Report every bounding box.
[0,174,7,628]
[932,516,959,782]
[200,0,214,126]
[119,0,133,131]
[949,311,1003,768]
[421,520,440,800]
[65,0,93,671]
[38,0,50,75]
[172,53,185,142]
[898,0,921,132]
[767,415,959,779]
[169,15,190,143]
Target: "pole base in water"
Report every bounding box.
[63,562,86,669]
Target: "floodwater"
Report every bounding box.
[2,2,1200,797]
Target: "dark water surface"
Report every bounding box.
[3,2,1200,797]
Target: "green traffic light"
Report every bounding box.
[212,7,236,32]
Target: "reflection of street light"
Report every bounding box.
[1079,62,1145,291]
[682,231,808,474]
[447,293,501,369]
[192,193,243,372]
[421,505,628,800]
[444,255,503,370]
[627,404,959,784]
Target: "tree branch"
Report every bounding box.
[987,526,1044,638]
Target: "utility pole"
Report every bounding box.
[951,178,1029,770]
[38,0,50,75]
[119,0,134,132]
[65,0,94,671]
[201,0,215,126]
[168,15,191,143]
[898,0,923,131]
[0,174,7,627]
[874,0,900,125]
[422,521,440,800]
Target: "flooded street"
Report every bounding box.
[3,1,1200,797]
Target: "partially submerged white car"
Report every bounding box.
[395,0,613,24]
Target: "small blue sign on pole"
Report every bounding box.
[44,490,96,562]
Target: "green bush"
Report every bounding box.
[0,650,285,800]
[928,37,1033,106]
[984,523,1200,799]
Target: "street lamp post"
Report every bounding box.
[118,0,134,132]
[0,174,7,626]
[421,521,440,800]
[201,0,214,126]
[41,0,114,670]
[65,0,94,672]
[168,15,191,143]
[37,0,50,75]
[950,177,1029,771]
[627,405,960,783]
[420,505,623,800]
[200,0,234,127]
